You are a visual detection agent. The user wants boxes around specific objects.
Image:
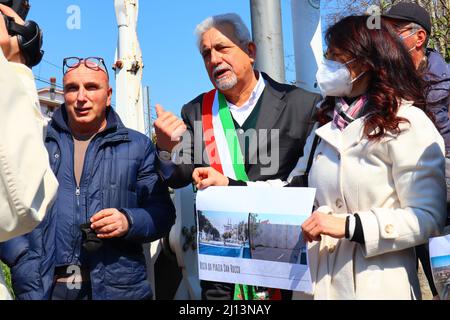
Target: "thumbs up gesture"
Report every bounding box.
[154,104,187,152]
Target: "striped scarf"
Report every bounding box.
[333,95,368,130]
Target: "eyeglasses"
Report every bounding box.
[396,22,421,35]
[323,51,356,65]
[63,57,109,77]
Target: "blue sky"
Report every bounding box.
[431,255,450,268]
[27,0,343,118]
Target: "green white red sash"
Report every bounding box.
[201,89,281,301]
[202,89,249,181]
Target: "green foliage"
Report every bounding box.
[222,232,232,240]
[0,262,14,298]
[198,211,221,239]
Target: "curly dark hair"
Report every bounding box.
[316,15,430,140]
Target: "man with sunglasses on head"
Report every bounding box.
[154,13,320,300]
[0,3,57,300]
[383,2,450,299]
[1,56,175,300]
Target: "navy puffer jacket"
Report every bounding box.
[0,106,175,300]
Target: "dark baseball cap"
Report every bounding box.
[383,2,431,34]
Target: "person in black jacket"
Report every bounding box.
[154,13,320,300]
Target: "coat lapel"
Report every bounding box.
[248,73,287,165]
[315,117,365,153]
[254,74,287,131]
[315,122,341,152]
[341,117,365,151]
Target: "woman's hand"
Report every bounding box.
[301,211,346,242]
[192,167,229,190]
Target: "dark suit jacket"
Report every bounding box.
[164,72,321,188]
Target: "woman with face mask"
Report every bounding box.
[192,15,446,299]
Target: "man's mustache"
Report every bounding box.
[212,64,233,78]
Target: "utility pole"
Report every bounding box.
[250,0,286,83]
[114,0,145,133]
[114,0,164,300]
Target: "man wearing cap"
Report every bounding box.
[384,2,450,299]
[384,2,450,153]
[0,57,176,300]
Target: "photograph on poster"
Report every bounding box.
[199,211,307,264]
[196,187,315,292]
[429,235,450,300]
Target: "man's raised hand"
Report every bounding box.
[154,104,187,152]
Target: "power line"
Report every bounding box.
[41,58,63,71]
[34,76,64,89]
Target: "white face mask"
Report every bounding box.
[316,58,366,97]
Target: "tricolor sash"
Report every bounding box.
[201,89,282,301]
[202,89,248,181]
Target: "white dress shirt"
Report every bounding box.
[227,72,266,127]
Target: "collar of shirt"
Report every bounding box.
[227,72,266,127]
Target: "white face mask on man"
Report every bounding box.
[316,58,366,97]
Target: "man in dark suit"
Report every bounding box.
[155,13,320,300]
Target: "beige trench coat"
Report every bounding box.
[0,50,58,299]
[307,101,446,299]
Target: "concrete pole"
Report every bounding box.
[291,0,322,94]
[250,0,286,83]
[114,0,145,133]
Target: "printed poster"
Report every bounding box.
[196,186,315,293]
[429,234,450,300]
